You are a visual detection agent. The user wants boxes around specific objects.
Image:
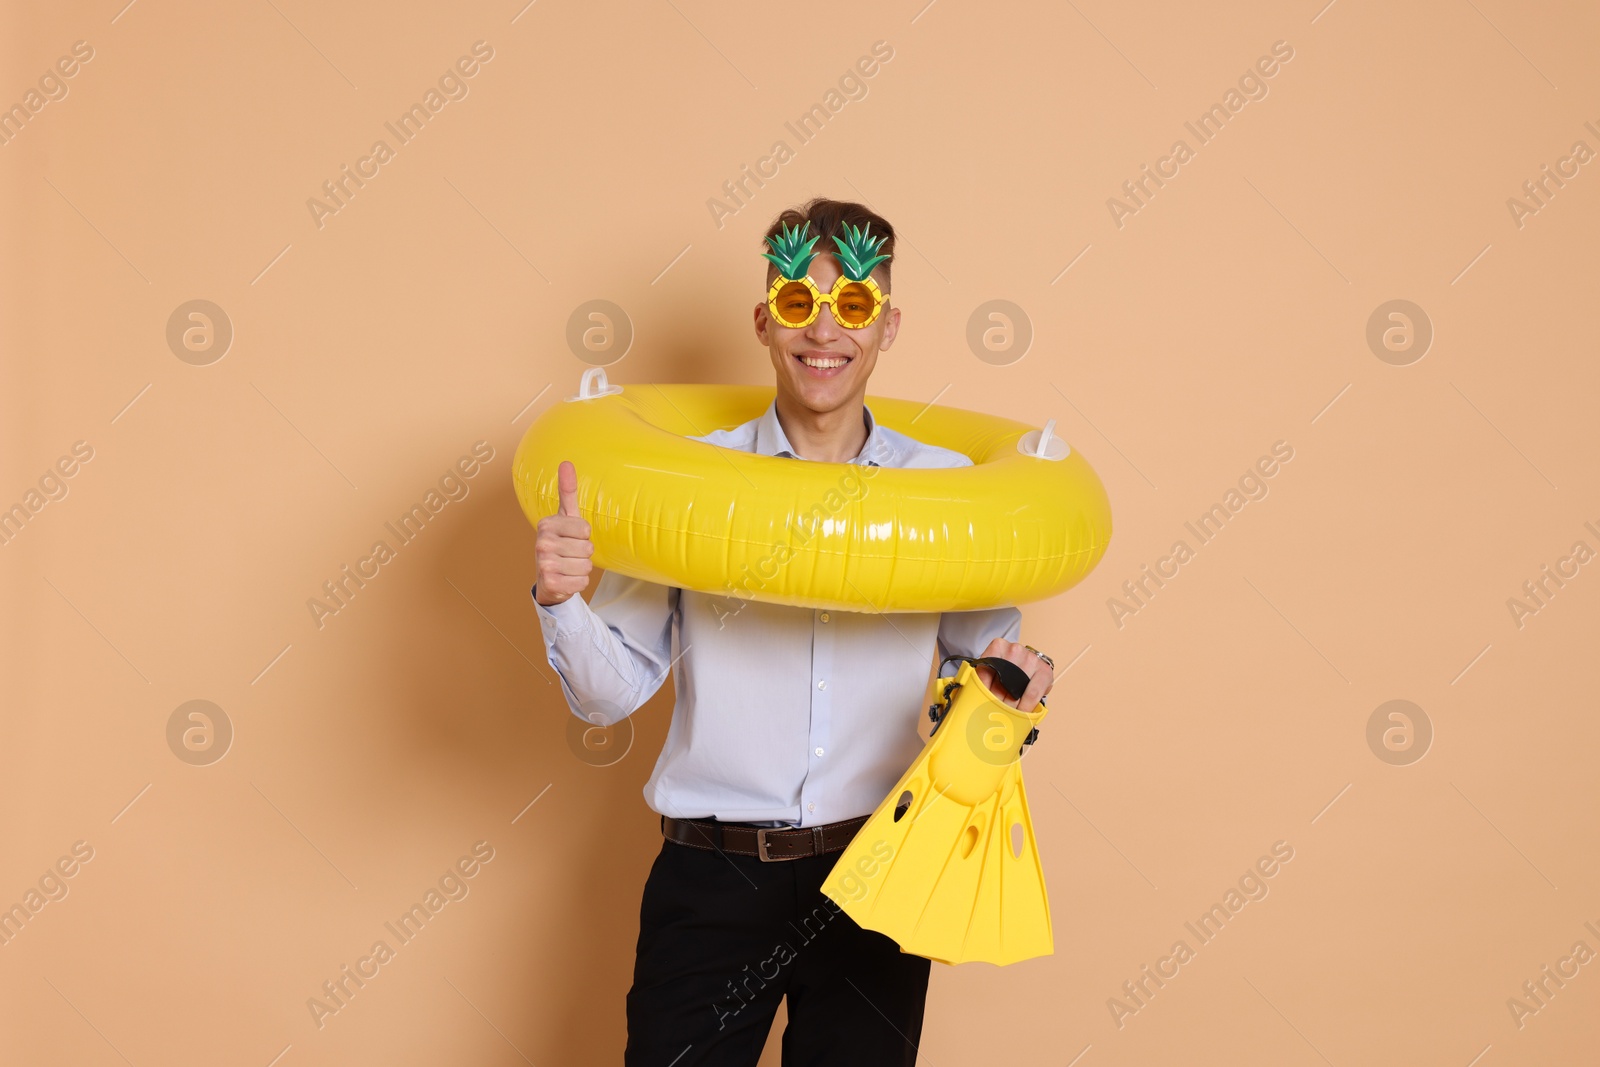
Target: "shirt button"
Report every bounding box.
[816,679,826,690]
[815,747,825,757]
[820,612,830,623]
[807,802,816,812]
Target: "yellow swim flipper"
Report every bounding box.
[821,656,1052,966]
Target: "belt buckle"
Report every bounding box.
[755,825,825,862]
[755,827,788,862]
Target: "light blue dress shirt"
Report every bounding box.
[531,399,1023,828]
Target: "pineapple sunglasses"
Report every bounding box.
[762,220,892,330]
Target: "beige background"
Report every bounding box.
[3,0,1597,1064]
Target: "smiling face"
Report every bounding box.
[755,252,900,418]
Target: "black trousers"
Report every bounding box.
[624,824,932,1066]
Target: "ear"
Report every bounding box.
[876,305,901,351]
[754,301,774,346]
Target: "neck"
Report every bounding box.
[774,393,868,463]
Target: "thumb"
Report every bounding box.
[557,460,579,518]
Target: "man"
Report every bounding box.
[531,198,1055,1065]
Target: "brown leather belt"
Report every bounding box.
[661,814,869,862]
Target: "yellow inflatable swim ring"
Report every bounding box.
[512,368,1112,613]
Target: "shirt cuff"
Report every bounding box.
[531,584,591,638]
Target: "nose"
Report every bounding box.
[805,300,843,342]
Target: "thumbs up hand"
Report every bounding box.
[534,461,595,607]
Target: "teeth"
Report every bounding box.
[800,356,849,368]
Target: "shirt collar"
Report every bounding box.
[754,400,892,467]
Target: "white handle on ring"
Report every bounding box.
[566,366,623,402]
[1017,418,1069,461]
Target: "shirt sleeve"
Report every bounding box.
[531,569,678,725]
[935,605,1023,678]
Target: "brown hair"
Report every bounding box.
[762,198,896,290]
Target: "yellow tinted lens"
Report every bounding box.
[833,281,878,326]
[772,281,816,326]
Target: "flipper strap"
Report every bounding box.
[930,655,1046,751]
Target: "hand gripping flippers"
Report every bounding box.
[820,656,1052,965]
